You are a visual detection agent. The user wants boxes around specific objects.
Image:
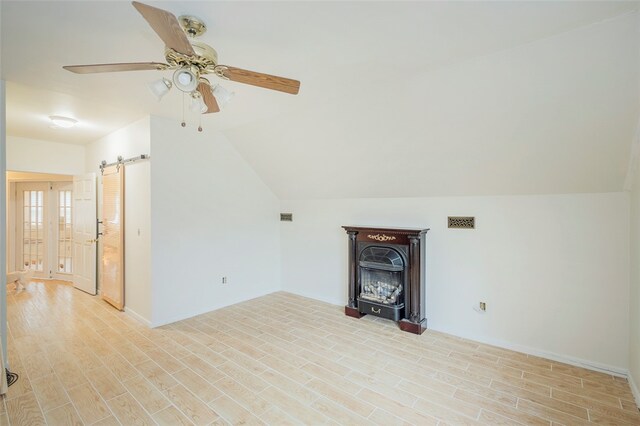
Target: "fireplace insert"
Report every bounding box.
[357,246,407,321]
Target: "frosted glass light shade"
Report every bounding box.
[173,67,199,92]
[148,78,172,100]
[212,84,235,108]
[190,93,207,114]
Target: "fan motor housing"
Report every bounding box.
[165,41,218,71]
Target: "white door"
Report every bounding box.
[16,183,49,278]
[72,173,97,294]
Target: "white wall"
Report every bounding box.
[149,116,281,327]
[85,117,151,324]
[281,193,630,372]
[629,169,640,403]
[6,136,85,175]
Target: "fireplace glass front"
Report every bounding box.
[359,268,403,305]
[357,246,406,320]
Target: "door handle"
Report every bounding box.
[86,239,98,244]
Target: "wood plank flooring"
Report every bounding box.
[3,280,639,425]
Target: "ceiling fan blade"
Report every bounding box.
[197,81,220,114]
[219,66,300,95]
[132,1,195,56]
[63,62,167,74]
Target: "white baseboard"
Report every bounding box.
[151,305,225,328]
[429,326,628,377]
[124,307,151,327]
[150,288,278,328]
[629,372,640,409]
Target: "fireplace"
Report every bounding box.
[342,226,429,334]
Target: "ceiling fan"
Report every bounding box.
[63,1,300,116]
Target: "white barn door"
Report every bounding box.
[72,173,97,295]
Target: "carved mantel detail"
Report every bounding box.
[367,234,396,242]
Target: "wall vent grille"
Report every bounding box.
[280,213,293,222]
[448,216,475,229]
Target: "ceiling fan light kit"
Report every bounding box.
[63,1,301,131]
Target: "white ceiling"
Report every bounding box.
[2,1,639,198]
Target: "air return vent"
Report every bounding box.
[280,213,293,222]
[448,216,475,229]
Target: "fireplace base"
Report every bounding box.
[399,318,427,335]
[358,299,404,321]
[344,306,364,318]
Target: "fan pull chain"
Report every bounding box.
[198,112,203,132]
[181,93,186,127]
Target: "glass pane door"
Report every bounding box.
[22,190,45,271]
[16,182,50,277]
[57,189,73,274]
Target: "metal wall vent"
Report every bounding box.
[448,216,475,229]
[280,213,293,222]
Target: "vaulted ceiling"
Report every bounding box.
[2,1,639,198]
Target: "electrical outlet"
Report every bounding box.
[479,302,486,311]
[222,277,228,284]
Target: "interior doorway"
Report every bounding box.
[7,172,75,281]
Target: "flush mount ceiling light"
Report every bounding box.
[148,77,172,100]
[49,115,78,129]
[173,66,199,92]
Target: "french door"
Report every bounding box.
[16,183,49,278]
[53,182,74,280]
[15,182,74,279]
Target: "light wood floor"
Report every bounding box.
[2,280,639,426]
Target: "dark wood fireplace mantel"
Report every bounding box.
[342,226,429,334]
